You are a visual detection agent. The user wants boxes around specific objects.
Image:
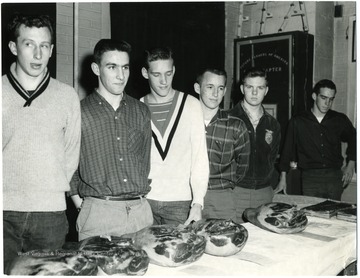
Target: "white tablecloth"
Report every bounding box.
[145,194,357,276]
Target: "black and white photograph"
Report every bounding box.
[1,1,357,276]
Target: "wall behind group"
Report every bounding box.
[223,1,356,202]
[55,1,356,124]
[54,1,356,203]
[56,2,110,100]
[224,1,356,123]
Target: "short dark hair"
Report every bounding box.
[143,47,174,69]
[8,13,54,43]
[241,67,268,85]
[313,79,337,95]
[93,39,132,65]
[196,68,227,84]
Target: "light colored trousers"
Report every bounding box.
[76,197,153,241]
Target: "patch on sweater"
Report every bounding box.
[265,129,273,145]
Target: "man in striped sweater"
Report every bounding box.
[141,47,209,226]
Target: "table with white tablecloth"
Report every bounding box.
[145,194,357,276]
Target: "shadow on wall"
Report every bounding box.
[78,54,98,98]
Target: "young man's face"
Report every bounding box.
[142,59,175,98]
[92,50,130,96]
[196,71,226,110]
[8,24,53,78]
[240,76,268,107]
[312,87,336,115]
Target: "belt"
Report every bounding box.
[91,195,143,201]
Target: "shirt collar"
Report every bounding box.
[93,89,128,107]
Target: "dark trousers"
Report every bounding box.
[3,211,68,274]
[147,199,191,225]
[203,188,236,222]
[302,168,343,200]
[233,186,274,223]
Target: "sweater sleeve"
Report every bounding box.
[189,98,209,208]
[69,168,80,196]
[64,91,81,182]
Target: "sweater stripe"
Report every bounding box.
[152,93,188,160]
[7,70,50,107]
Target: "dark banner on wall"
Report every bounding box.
[233,31,314,149]
[110,2,225,99]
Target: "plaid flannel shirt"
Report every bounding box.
[206,109,250,190]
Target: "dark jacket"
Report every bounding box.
[279,109,356,172]
[228,102,281,189]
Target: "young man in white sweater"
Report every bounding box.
[2,14,81,274]
[141,47,209,226]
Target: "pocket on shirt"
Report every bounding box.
[127,127,144,155]
[213,139,233,163]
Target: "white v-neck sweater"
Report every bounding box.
[2,74,81,212]
[141,92,209,207]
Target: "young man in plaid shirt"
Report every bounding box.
[194,68,250,222]
[69,39,153,240]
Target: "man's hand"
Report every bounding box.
[274,171,287,194]
[342,160,355,187]
[184,203,202,226]
[71,194,83,210]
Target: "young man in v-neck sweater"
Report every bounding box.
[141,47,209,226]
[2,14,81,274]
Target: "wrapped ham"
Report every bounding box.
[189,219,248,256]
[9,250,97,275]
[78,236,150,275]
[10,236,149,276]
[244,202,308,234]
[124,224,206,267]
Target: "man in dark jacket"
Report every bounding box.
[277,79,356,200]
[229,67,281,223]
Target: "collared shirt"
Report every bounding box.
[206,109,250,190]
[229,102,281,189]
[279,109,356,172]
[69,91,152,198]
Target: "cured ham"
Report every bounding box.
[78,236,150,275]
[10,236,149,276]
[124,225,206,267]
[189,219,248,256]
[244,202,308,234]
[9,250,97,275]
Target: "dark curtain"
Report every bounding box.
[1,3,57,77]
[110,2,225,99]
